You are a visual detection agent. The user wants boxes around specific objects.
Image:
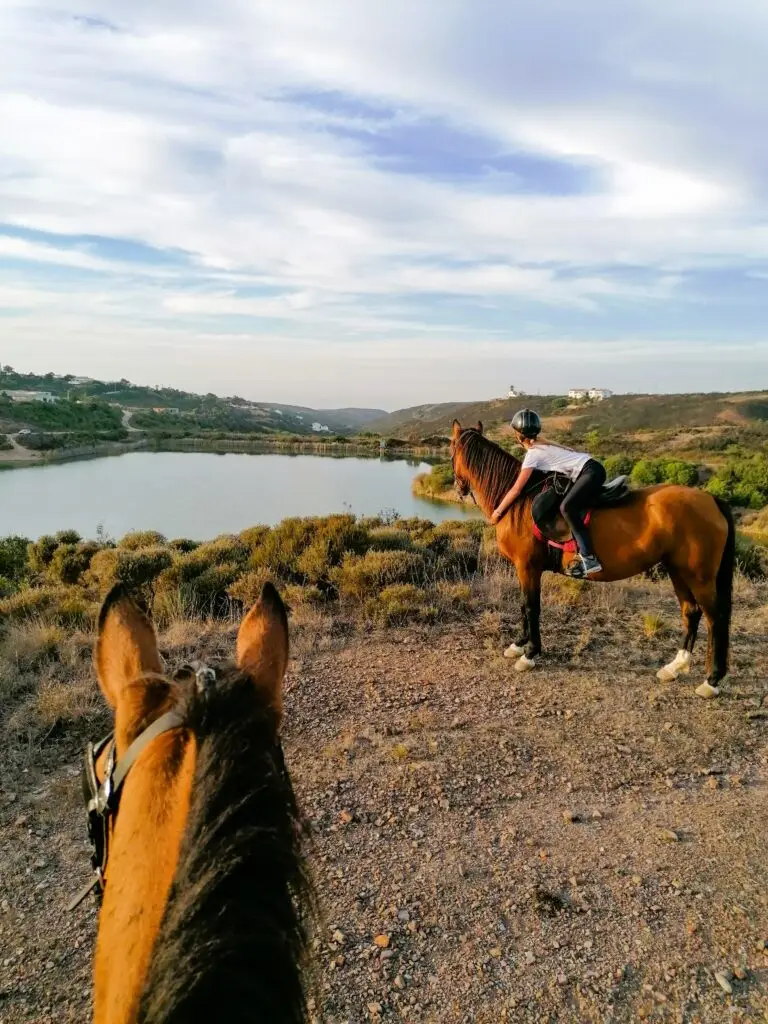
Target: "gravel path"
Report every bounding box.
[1,578,766,1022]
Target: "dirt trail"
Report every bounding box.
[1,578,767,1022]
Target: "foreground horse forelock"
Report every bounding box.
[85,582,312,1024]
[451,420,735,698]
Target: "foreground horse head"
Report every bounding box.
[82,582,311,1024]
[451,420,735,698]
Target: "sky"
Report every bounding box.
[1,1,767,410]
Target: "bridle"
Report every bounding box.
[450,435,477,507]
[67,662,216,912]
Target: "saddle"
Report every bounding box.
[531,475,630,552]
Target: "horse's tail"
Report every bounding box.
[712,496,735,680]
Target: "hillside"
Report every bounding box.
[0,368,384,437]
[370,391,768,442]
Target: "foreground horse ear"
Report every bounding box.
[451,420,462,440]
[476,421,483,435]
[95,586,163,708]
[236,583,289,718]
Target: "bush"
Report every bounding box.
[47,541,101,585]
[248,518,319,579]
[365,584,437,625]
[414,463,454,497]
[168,538,200,553]
[87,546,172,592]
[367,527,414,551]
[227,569,275,609]
[3,623,65,671]
[27,535,61,574]
[118,530,167,550]
[735,534,767,580]
[706,454,768,509]
[333,550,427,601]
[603,455,634,478]
[0,586,96,627]
[0,536,30,581]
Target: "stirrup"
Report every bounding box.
[565,558,585,579]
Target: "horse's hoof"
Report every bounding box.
[657,650,691,683]
[504,643,525,659]
[514,655,536,673]
[695,681,720,699]
[656,666,676,682]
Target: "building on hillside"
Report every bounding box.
[568,387,613,402]
[508,384,524,398]
[3,390,59,403]
[312,421,331,433]
[70,376,94,386]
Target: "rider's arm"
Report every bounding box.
[490,467,534,522]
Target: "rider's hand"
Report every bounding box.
[490,508,502,525]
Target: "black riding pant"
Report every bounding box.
[560,459,606,557]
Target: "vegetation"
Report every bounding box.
[0,395,123,432]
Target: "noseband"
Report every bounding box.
[68,662,216,912]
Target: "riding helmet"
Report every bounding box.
[511,408,541,438]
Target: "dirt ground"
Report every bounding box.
[1,575,767,1023]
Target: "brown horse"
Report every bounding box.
[450,421,735,698]
[78,582,312,1024]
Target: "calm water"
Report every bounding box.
[0,451,478,540]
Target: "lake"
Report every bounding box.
[0,451,479,540]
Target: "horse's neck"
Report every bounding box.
[468,444,521,515]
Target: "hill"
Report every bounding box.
[369,390,768,443]
[0,368,384,437]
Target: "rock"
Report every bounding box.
[394,975,405,989]
[705,776,719,790]
[733,966,747,981]
[658,828,680,843]
[374,934,390,948]
[562,810,580,823]
[339,810,353,824]
[332,929,345,944]
[367,1002,382,1016]
[380,949,393,961]
[397,909,410,922]
[525,951,535,965]
[714,971,733,994]
[490,947,502,958]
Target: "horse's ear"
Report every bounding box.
[451,420,462,440]
[95,585,162,709]
[236,582,289,720]
[476,421,483,435]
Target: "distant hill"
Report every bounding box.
[0,368,384,436]
[369,391,768,441]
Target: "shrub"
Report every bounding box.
[0,586,96,627]
[436,581,474,614]
[294,516,370,586]
[367,527,414,551]
[333,550,427,601]
[603,455,634,478]
[168,538,200,553]
[27,535,60,574]
[414,463,454,497]
[0,575,16,598]
[735,534,767,580]
[0,535,30,581]
[367,584,430,624]
[46,541,101,585]
[87,546,172,593]
[248,518,319,578]
[239,525,271,551]
[3,622,64,671]
[660,460,699,486]
[227,569,274,609]
[642,611,666,638]
[118,530,167,550]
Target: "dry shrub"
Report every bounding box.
[545,576,588,607]
[87,546,172,593]
[238,525,271,551]
[642,611,666,638]
[437,581,474,615]
[366,583,434,625]
[118,530,167,550]
[34,674,101,732]
[367,527,414,552]
[333,550,427,602]
[3,621,64,671]
[0,586,95,627]
[46,541,101,585]
[227,568,274,609]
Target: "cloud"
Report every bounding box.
[0,0,767,404]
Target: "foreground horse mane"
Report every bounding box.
[138,671,311,1024]
[460,428,524,508]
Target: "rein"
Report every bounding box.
[68,662,216,912]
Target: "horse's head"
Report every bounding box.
[450,419,483,499]
[85,582,309,1023]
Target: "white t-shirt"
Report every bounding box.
[522,443,591,481]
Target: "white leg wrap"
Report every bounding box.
[656,649,692,682]
[504,643,525,659]
[695,681,720,699]
[514,655,536,673]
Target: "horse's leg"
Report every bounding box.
[511,565,542,673]
[682,579,724,698]
[656,572,700,682]
[503,593,529,659]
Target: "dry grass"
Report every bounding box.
[2,620,64,671]
[641,610,667,638]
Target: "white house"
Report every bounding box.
[568,388,589,401]
[3,390,59,403]
[70,376,94,386]
[588,388,613,401]
[508,384,524,398]
[312,421,331,433]
[568,387,613,402]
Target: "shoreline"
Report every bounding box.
[0,434,449,469]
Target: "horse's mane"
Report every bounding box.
[138,672,312,1024]
[460,429,525,508]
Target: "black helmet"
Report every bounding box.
[511,408,541,438]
